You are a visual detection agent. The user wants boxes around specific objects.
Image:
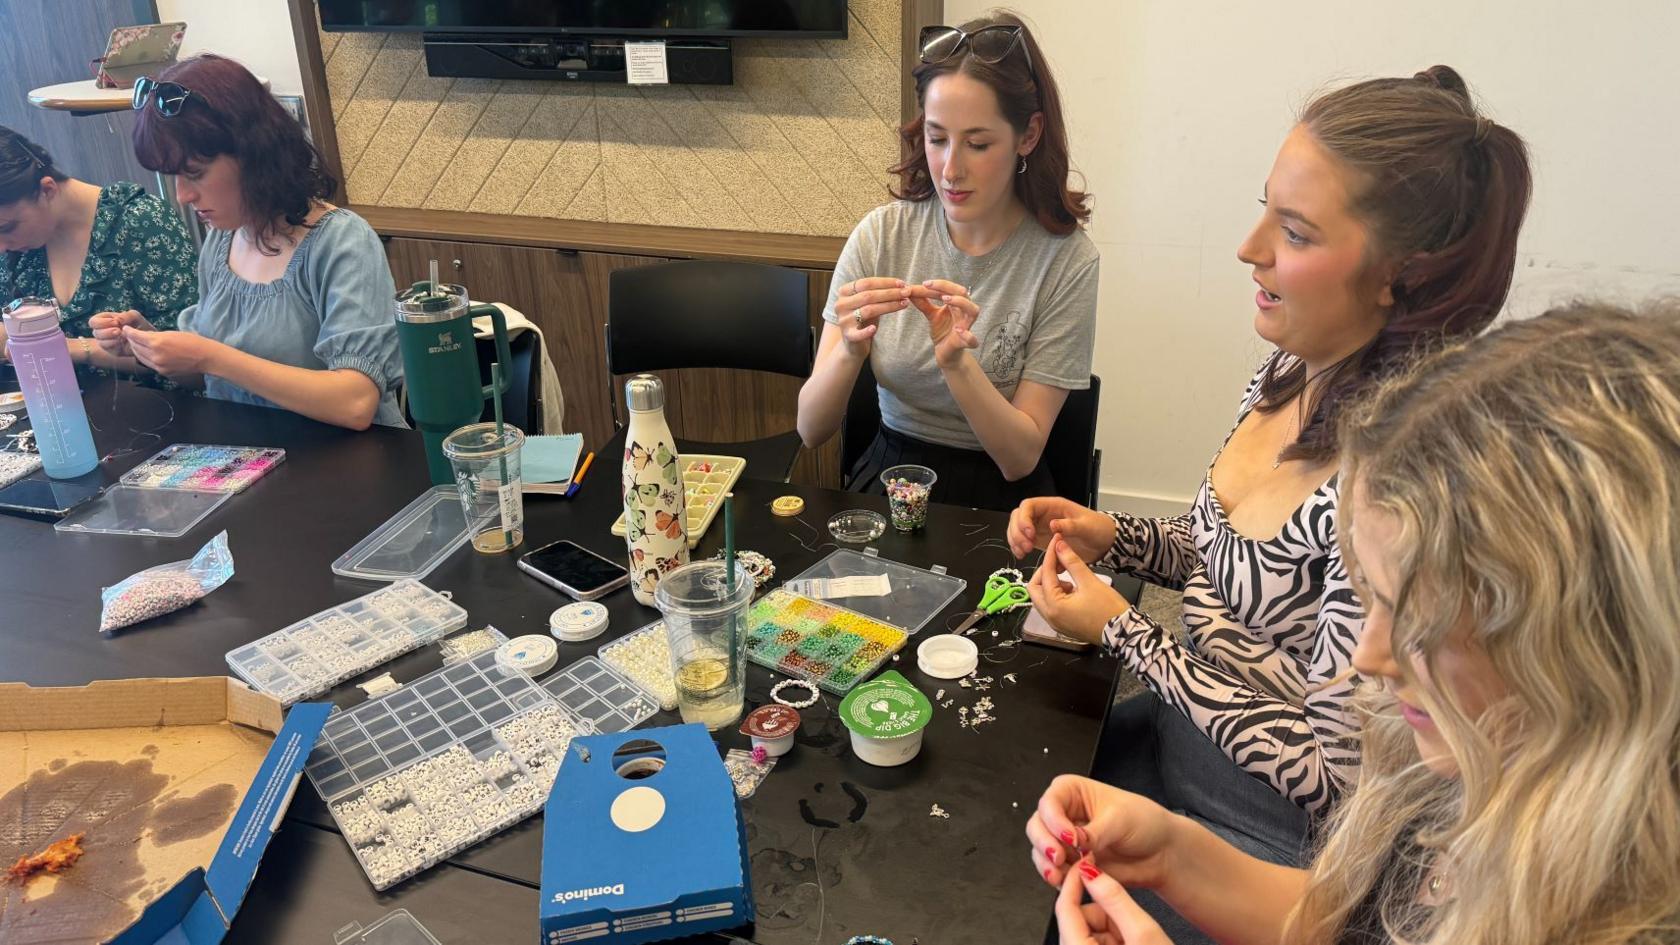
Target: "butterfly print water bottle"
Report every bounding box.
[621,374,689,605]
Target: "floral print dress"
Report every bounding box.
[0,181,197,335]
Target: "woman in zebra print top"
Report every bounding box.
[1011,66,1532,891]
[1029,303,1680,945]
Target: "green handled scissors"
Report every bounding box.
[953,568,1031,635]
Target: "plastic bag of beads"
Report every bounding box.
[99,530,234,633]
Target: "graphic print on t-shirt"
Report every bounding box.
[981,308,1031,385]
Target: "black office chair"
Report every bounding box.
[606,260,812,481]
[839,358,885,488]
[841,367,1105,508]
[1044,375,1103,510]
[475,329,543,435]
[842,369,1141,600]
[400,328,545,435]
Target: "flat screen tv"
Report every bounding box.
[318,1,849,39]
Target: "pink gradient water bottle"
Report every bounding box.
[3,297,98,478]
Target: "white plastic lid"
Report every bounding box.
[917,633,979,679]
[549,602,609,642]
[496,634,558,677]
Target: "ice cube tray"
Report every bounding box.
[306,648,595,890]
[537,656,659,732]
[609,454,745,549]
[596,621,680,712]
[743,588,910,694]
[120,443,285,493]
[225,580,469,705]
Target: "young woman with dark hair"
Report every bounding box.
[796,10,1098,510]
[90,55,403,430]
[0,125,196,370]
[1009,65,1532,941]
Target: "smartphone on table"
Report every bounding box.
[517,539,629,601]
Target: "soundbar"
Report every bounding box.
[422,34,734,85]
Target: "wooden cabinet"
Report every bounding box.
[380,237,841,487]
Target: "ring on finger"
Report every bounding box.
[854,310,864,328]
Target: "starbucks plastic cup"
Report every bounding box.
[442,422,525,554]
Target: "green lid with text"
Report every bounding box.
[838,670,931,739]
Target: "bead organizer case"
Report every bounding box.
[610,454,744,549]
[225,580,469,705]
[306,648,596,890]
[120,443,286,493]
[538,656,660,732]
[597,620,680,711]
[784,548,968,637]
[743,589,911,695]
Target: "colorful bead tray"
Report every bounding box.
[120,443,286,493]
[743,588,910,695]
[609,454,744,549]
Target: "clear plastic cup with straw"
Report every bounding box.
[443,421,525,553]
[655,559,753,730]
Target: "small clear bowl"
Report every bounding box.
[828,509,887,544]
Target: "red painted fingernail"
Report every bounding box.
[1059,830,1077,847]
[1044,868,1054,881]
[1044,845,1058,862]
[1079,861,1101,881]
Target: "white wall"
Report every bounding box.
[144,1,1680,513]
[156,0,304,95]
[946,0,1680,516]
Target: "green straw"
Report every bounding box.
[491,361,512,549]
[723,492,736,592]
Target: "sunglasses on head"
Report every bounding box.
[131,76,197,117]
[919,24,1034,76]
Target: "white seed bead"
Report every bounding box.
[600,626,679,710]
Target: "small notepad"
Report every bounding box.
[521,434,584,495]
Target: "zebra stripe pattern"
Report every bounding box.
[1097,353,1363,814]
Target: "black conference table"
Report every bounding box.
[0,378,1123,944]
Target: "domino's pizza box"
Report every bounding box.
[0,676,329,944]
[540,724,752,944]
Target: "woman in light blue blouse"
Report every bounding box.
[91,55,403,430]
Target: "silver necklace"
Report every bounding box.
[954,240,1000,302]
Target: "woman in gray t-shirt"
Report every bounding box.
[91,55,403,431]
[796,12,1097,511]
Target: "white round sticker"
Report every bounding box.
[609,785,666,833]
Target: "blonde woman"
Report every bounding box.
[1027,302,1680,944]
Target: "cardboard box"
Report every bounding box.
[0,676,330,944]
[540,724,752,944]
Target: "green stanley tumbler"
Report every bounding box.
[395,281,514,485]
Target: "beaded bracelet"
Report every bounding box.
[770,678,819,709]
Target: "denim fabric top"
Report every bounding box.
[179,208,405,427]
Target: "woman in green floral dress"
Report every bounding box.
[0,125,197,372]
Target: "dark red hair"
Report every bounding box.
[133,54,336,254]
[889,11,1090,236]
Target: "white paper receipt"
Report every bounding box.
[497,483,521,532]
[625,41,669,85]
[783,574,892,600]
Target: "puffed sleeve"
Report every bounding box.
[299,212,401,399]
